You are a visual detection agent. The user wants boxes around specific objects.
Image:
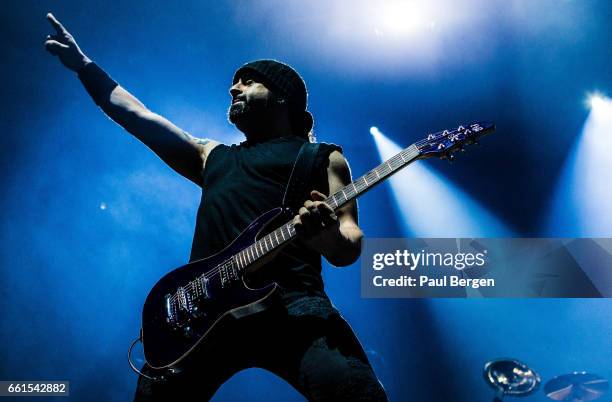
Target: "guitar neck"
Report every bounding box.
[230,143,421,272]
[326,143,420,210]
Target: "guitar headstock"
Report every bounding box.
[416,121,495,160]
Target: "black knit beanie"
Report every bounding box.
[233,59,308,112]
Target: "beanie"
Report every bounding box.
[233,59,308,112]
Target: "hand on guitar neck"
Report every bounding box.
[293,190,363,267]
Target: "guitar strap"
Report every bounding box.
[282,142,321,213]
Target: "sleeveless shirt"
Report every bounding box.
[190,135,342,295]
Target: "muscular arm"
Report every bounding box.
[44,13,219,186]
[295,150,364,267]
[99,84,220,185]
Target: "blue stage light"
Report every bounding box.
[547,92,612,236]
[370,127,512,237]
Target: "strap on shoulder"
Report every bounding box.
[282,142,321,214]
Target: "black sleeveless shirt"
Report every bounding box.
[190,135,342,295]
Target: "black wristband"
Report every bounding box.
[77,62,118,106]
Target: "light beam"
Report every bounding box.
[547,92,612,236]
[371,127,512,237]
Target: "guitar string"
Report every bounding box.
[169,126,480,304]
[169,139,439,305]
[169,144,425,304]
[188,145,423,280]
[170,147,420,305]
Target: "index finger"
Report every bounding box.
[310,190,327,201]
[46,13,68,36]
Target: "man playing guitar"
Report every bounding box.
[45,12,387,402]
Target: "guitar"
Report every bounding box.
[140,121,495,371]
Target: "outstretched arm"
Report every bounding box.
[293,150,363,267]
[44,13,219,186]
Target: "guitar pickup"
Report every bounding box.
[194,276,210,299]
[219,261,239,288]
[164,294,177,325]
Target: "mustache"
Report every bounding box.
[231,95,246,104]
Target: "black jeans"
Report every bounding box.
[134,293,387,401]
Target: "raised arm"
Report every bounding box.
[44,13,219,186]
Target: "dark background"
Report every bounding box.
[1,1,611,401]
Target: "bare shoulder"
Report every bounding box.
[193,137,223,162]
[327,150,352,187]
[177,134,221,169]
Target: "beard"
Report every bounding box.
[227,98,273,137]
[227,101,252,125]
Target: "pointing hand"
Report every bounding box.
[44,13,91,72]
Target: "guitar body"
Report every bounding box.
[138,121,495,373]
[141,207,286,370]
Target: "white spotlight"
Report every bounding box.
[370,126,381,136]
[586,92,610,111]
[548,92,612,236]
[375,1,431,37]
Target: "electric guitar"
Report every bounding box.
[140,121,495,371]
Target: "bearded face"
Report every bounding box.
[228,74,277,131]
[228,96,259,125]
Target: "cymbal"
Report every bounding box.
[545,372,608,401]
[483,359,541,397]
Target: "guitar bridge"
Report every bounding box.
[165,279,211,329]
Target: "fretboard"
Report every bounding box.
[228,143,421,273]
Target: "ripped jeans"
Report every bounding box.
[134,291,387,402]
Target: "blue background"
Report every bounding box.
[1,1,611,401]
